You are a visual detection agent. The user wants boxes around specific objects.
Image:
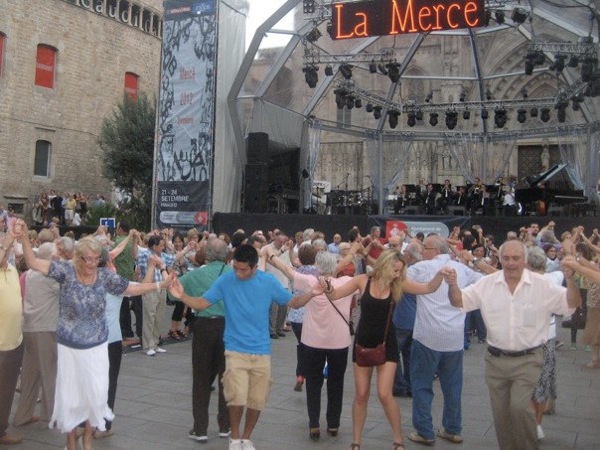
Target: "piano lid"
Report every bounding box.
[524,163,567,188]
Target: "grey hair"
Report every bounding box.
[303,228,314,241]
[404,241,423,261]
[315,251,337,276]
[37,242,56,261]
[498,240,528,259]
[206,237,229,262]
[60,236,75,252]
[425,235,449,254]
[527,246,546,272]
[312,238,327,252]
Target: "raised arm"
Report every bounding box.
[402,269,444,295]
[123,272,176,297]
[13,220,51,275]
[167,277,211,310]
[266,251,295,281]
[443,268,463,308]
[323,274,367,301]
[110,229,137,260]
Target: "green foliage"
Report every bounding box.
[98,93,155,230]
[85,202,117,228]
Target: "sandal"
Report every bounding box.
[168,330,181,340]
[393,443,405,449]
[327,428,338,437]
[309,428,320,441]
[350,444,360,449]
[176,329,187,339]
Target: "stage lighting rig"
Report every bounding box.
[304,26,322,43]
[303,65,319,88]
[339,64,353,80]
[530,107,538,118]
[463,109,471,120]
[511,7,529,24]
[373,106,382,120]
[386,62,401,83]
[540,107,551,123]
[549,54,567,73]
[481,109,489,120]
[517,108,527,123]
[365,103,374,112]
[407,111,416,127]
[388,110,400,129]
[334,88,347,109]
[377,63,388,75]
[429,112,439,126]
[324,65,333,76]
[345,95,356,109]
[445,110,458,130]
[494,108,507,128]
[425,91,433,103]
[415,110,424,121]
[303,0,315,14]
[495,10,505,25]
[354,98,362,108]
[555,101,567,123]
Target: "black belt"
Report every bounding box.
[196,316,224,320]
[487,345,542,357]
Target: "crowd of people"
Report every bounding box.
[28,191,108,228]
[1,215,599,450]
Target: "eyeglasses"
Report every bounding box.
[80,256,100,264]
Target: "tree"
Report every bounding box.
[98,93,155,230]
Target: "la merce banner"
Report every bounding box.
[155,0,218,231]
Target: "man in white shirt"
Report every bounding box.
[444,240,580,450]
[407,235,482,446]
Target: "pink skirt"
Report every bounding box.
[50,342,113,433]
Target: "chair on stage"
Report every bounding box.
[448,205,466,216]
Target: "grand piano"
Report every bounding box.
[514,163,587,215]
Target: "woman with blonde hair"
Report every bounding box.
[13,219,175,450]
[321,249,446,450]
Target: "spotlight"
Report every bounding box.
[369,61,377,74]
[324,65,333,76]
[373,106,382,120]
[495,10,505,24]
[326,21,332,36]
[339,64,353,80]
[354,98,362,108]
[429,112,439,126]
[345,95,355,109]
[549,54,566,72]
[572,93,583,111]
[511,7,528,24]
[555,101,567,123]
[425,91,433,103]
[407,112,416,127]
[530,107,538,118]
[303,65,318,88]
[365,103,374,112]
[517,108,527,123]
[486,88,493,100]
[459,91,466,102]
[540,107,551,122]
[388,110,400,129]
[525,59,535,75]
[483,9,492,26]
[463,109,471,120]
[334,89,347,109]
[581,56,597,82]
[377,63,388,75]
[386,62,401,83]
[534,51,545,66]
[567,55,579,68]
[481,108,489,120]
[303,0,315,14]
[494,108,507,128]
[304,27,322,43]
[415,110,424,121]
[445,110,458,130]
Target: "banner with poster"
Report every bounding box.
[155,0,218,231]
[373,217,470,239]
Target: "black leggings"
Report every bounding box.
[105,341,122,430]
[171,300,185,322]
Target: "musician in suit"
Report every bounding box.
[424,184,437,215]
[437,179,454,213]
[467,178,483,214]
[454,187,467,207]
[416,179,428,206]
[394,185,410,214]
[473,185,492,215]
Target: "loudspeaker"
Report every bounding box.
[243,164,268,213]
[247,132,269,164]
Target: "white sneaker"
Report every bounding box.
[229,438,243,450]
[241,439,256,450]
[219,430,231,438]
[146,349,156,356]
[155,347,167,353]
[537,424,545,440]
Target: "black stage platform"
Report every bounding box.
[213,212,599,242]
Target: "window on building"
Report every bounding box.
[0,33,5,77]
[35,45,57,89]
[124,72,139,100]
[34,140,51,177]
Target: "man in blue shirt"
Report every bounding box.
[169,244,316,450]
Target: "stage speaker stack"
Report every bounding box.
[243,164,268,213]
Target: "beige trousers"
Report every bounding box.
[142,289,166,350]
[484,348,543,450]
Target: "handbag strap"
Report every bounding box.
[381,301,394,345]
[326,292,351,328]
